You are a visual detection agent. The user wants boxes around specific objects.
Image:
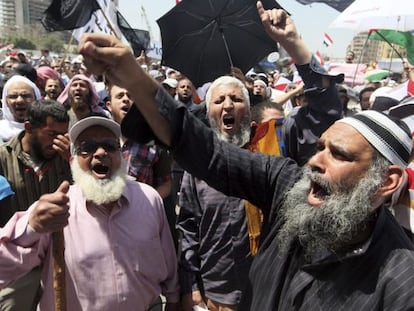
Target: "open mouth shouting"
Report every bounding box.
[222,114,236,132]
[91,162,111,179]
[120,105,130,116]
[307,176,331,207]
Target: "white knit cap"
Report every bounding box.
[337,110,412,167]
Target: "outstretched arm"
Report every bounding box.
[78,4,312,147]
[78,35,172,146]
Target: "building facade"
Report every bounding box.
[0,0,50,37]
[348,31,407,66]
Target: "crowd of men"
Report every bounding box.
[0,2,414,311]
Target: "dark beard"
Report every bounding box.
[277,161,387,260]
[69,93,92,112]
[178,95,192,105]
[30,135,49,162]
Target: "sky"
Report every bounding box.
[118,0,357,61]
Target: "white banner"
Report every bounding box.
[146,40,162,60]
[72,0,121,42]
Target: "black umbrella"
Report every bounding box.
[157,0,284,87]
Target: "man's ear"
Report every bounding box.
[376,165,406,199]
[24,121,32,133]
[106,100,112,112]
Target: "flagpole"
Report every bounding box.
[351,35,370,87]
[97,7,121,39]
[59,34,74,69]
[53,231,66,311]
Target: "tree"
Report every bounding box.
[39,33,65,53]
[10,37,36,50]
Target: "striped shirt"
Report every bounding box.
[0,131,72,214]
[177,173,252,306]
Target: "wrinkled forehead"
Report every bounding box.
[6,81,34,93]
[70,78,89,88]
[178,79,192,87]
[322,122,372,153]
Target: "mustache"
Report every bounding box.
[306,169,353,197]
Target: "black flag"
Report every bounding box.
[295,0,354,12]
[41,0,100,32]
[117,11,150,57]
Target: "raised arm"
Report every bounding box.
[78,35,172,146]
[257,1,311,65]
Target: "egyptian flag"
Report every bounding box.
[315,50,325,65]
[41,0,100,32]
[323,33,334,47]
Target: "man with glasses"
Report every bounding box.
[0,116,180,311]
[0,75,42,143]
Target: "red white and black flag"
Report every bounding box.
[315,50,325,65]
[41,0,100,32]
[323,33,334,47]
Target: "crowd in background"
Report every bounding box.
[0,5,414,310]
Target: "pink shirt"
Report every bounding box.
[0,180,179,311]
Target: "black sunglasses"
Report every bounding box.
[74,140,120,156]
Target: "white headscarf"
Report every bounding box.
[1,75,42,121]
[0,75,42,142]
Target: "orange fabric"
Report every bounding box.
[244,118,285,256]
[249,119,283,156]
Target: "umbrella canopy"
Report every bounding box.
[157,0,283,87]
[365,69,390,82]
[329,0,414,32]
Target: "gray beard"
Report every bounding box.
[209,114,251,147]
[278,163,387,260]
[71,156,128,205]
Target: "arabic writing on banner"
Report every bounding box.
[146,40,162,60]
[72,0,121,42]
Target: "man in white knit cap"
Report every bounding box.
[78,3,414,310]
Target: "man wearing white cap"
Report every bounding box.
[161,78,178,98]
[252,77,269,101]
[0,116,180,310]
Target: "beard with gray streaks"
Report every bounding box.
[209,113,251,147]
[71,155,128,205]
[277,156,389,260]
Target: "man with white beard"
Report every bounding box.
[0,116,180,311]
[77,2,414,309]
[178,76,254,311]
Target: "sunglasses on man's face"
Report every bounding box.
[74,140,120,157]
